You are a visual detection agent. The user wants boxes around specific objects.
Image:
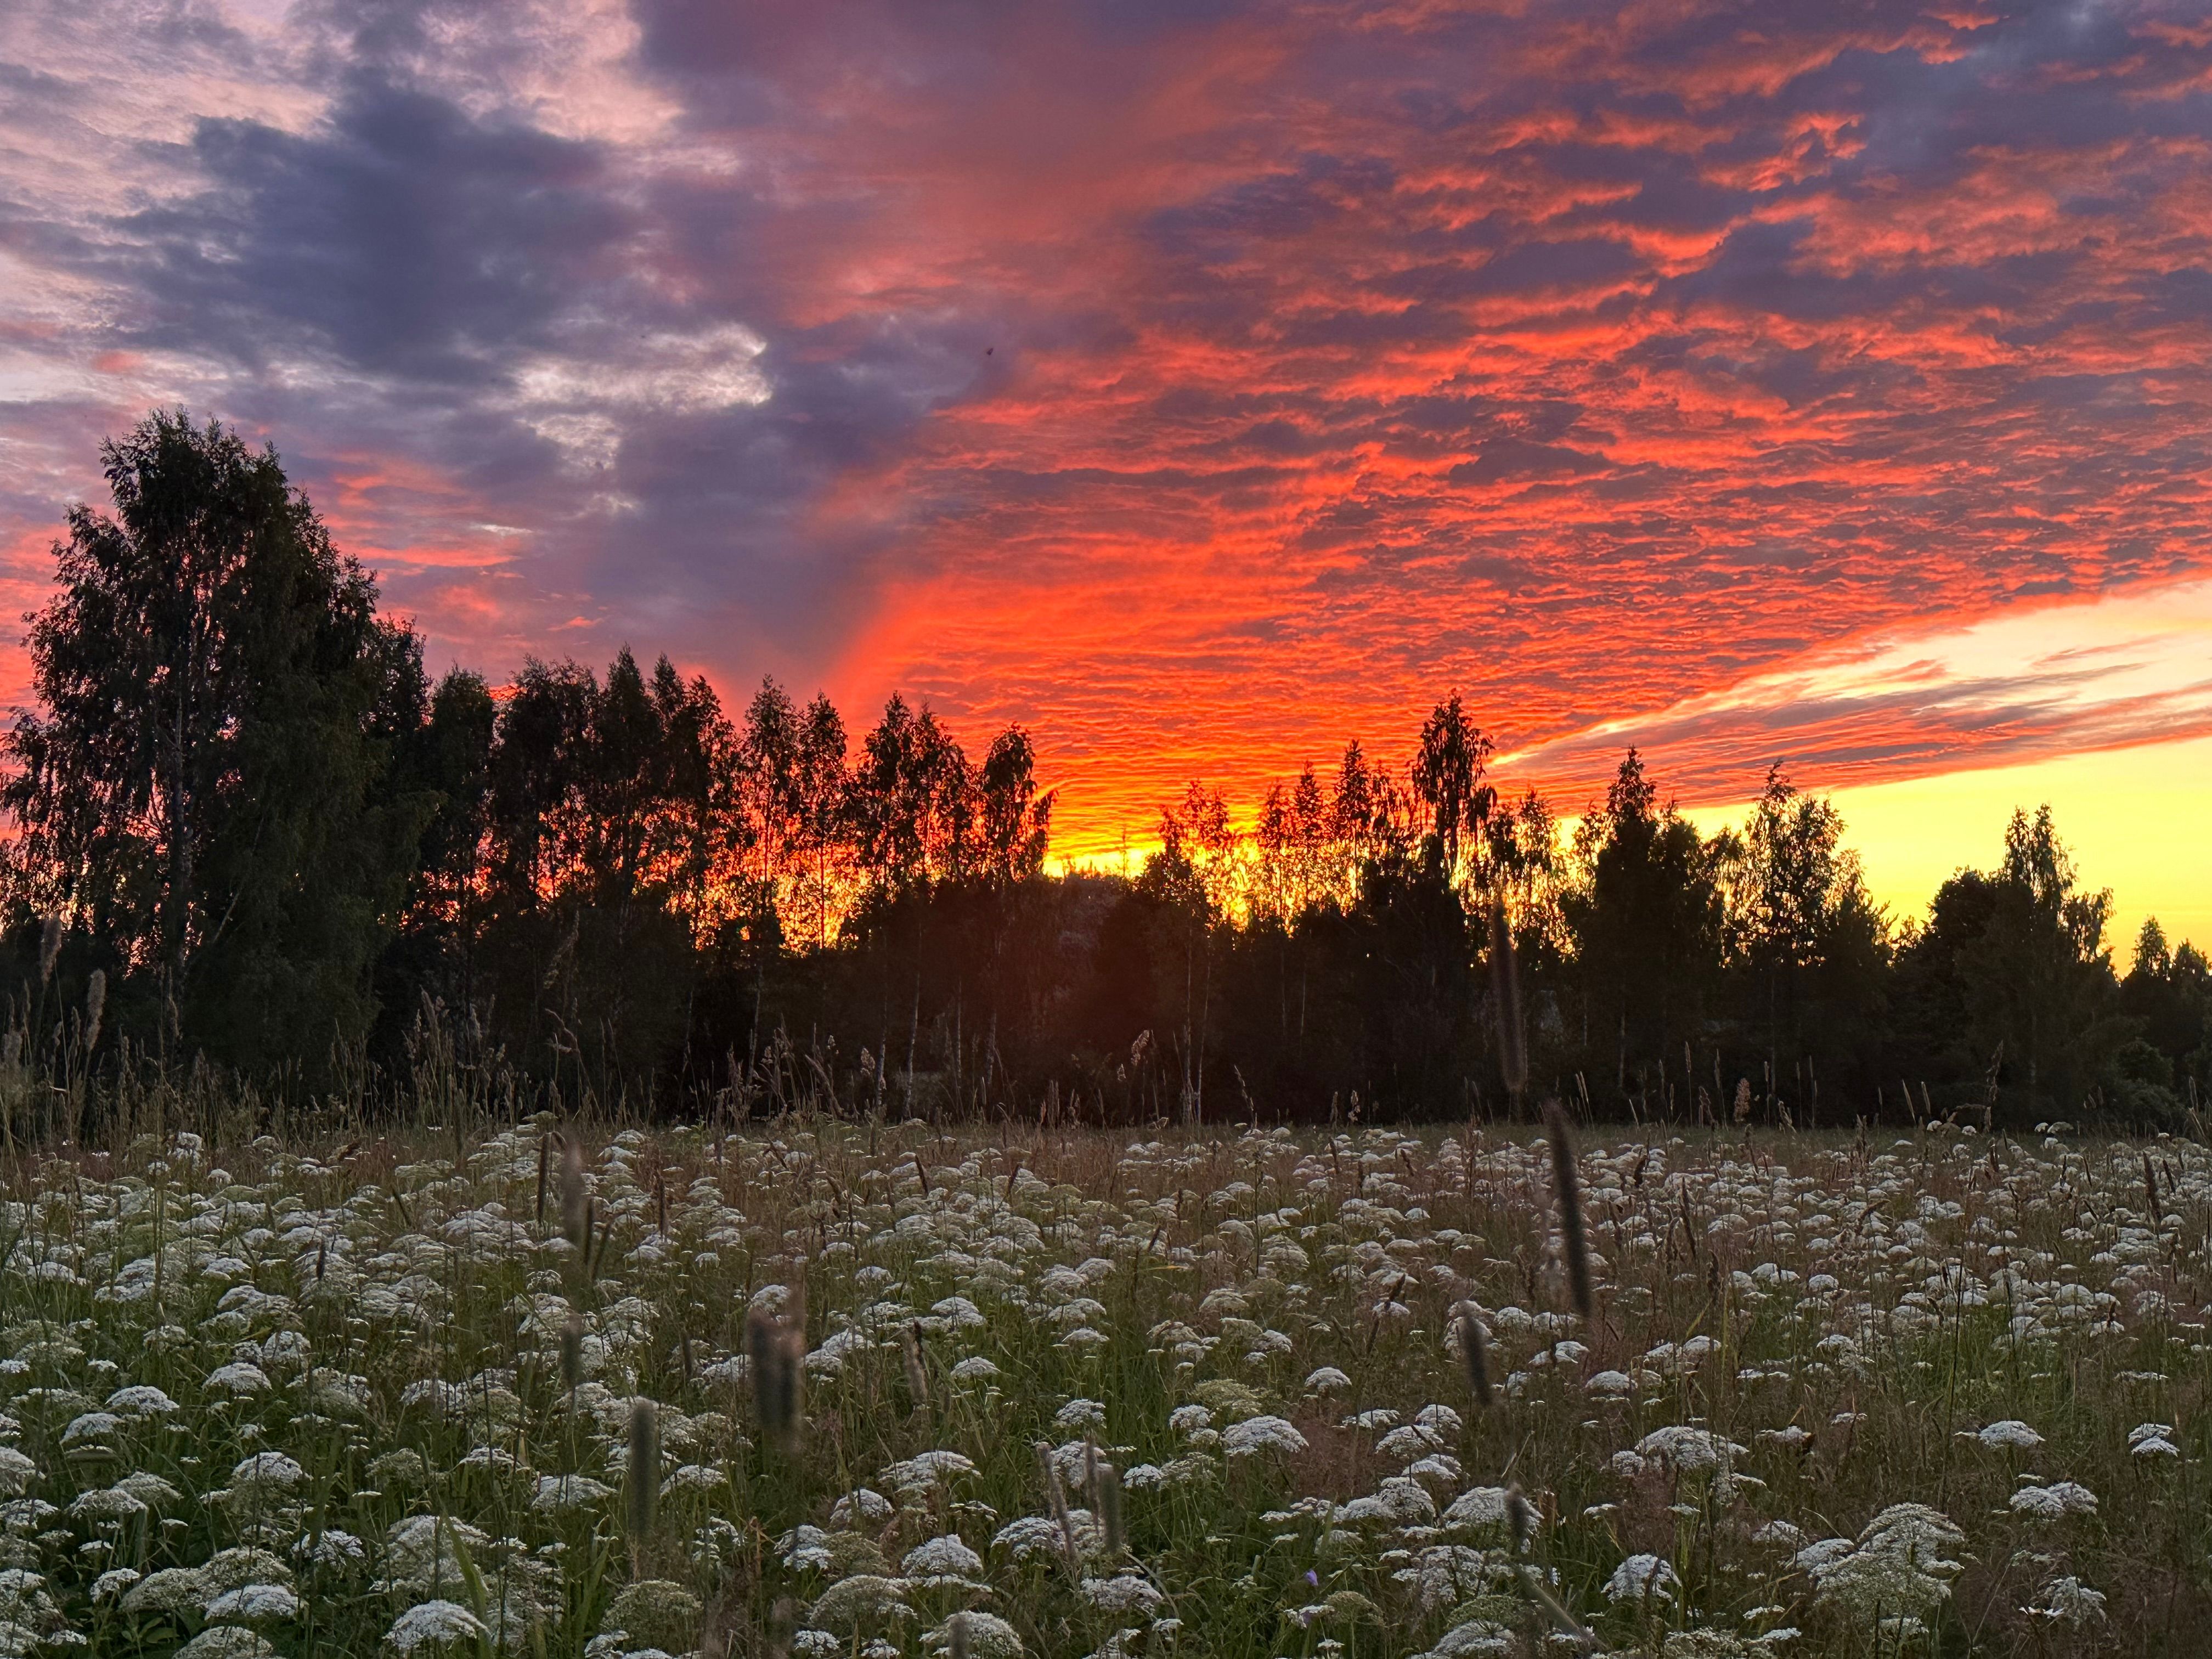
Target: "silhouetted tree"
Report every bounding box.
[13,422,2204,1132]
[0,410,431,1073]
[1561,749,1724,1105]
[375,667,498,1046]
[1893,807,2126,1125]
[2120,918,2210,1109]
[1718,764,1889,1115]
[974,727,1054,885]
[1411,692,1494,876]
[851,693,969,898]
[1255,764,1333,921]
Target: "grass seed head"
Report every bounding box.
[748,1308,804,1456]
[561,1134,588,1250]
[1542,1098,1594,1320]
[1097,1455,1125,1559]
[900,1322,929,1412]
[1037,1440,1081,1572]
[1488,900,1526,1100]
[1506,1483,1539,1552]
[1449,1300,1492,1408]
[561,1310,584,1392]
[627,1396,659,1548]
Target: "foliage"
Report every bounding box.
[0,410,431,1077]
[0,1112,2202,1655]
[4,419,2205,1133]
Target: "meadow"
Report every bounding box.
[0,1107,2202,1657]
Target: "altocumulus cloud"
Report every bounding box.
[2,0,2210,845]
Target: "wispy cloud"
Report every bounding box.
[1502,578,2212,806]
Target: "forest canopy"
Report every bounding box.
[3,414,2204,1131]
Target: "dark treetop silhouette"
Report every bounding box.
[3,415,2204,1131]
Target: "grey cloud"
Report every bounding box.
[127,81,626,383]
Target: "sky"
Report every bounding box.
[2,0,2208,951]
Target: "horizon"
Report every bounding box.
[3,0,2207,956]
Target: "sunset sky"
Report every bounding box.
[2,0,2207,951]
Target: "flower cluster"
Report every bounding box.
[0,1116,2191,1654]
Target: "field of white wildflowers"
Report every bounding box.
[0,1114,2202,1657]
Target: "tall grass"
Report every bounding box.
[0,1086,2200,1654]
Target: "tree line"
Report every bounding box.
[2,412,2204,1131]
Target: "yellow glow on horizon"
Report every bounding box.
[1060,736,2210,970]
[1685,735,2212,967]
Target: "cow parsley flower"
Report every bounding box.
[1806,1503,1965,1636]
[902,1535,984,1581]
[60,1413,120,1446]
[1081,1573,1163,1613]
[1396,1544,1509,1611]
[1222,1415,1306,1458]
[205,1583,299,1622]
[229,1453,306,1493]
[1605,1554,1681,1604]
[0,1449,36,1496]
[1636,1426,1741,1476]
[1375,1424,1447,1460]
[2010,1481,2096,1518]
[2129,1423,2180,1458]
[386,1599,490,1652]
[121,1568,212,1615]
[293,1530,365,1565]
[809,1573,912,1634]
[2023,1575,2106,1627]
[68,1485,146,1521]
[830,1489,895,1528]
[533,1474,614,1511]
[926,1610,1023,1657]
[1411,1618,1514,1657]
[174,1629,277,1658]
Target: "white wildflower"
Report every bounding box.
[902,1535,984,1581]
[926,1610,1023,1657]
[2024,1575,2106,1627]
[1081,1573,1163,1613]
[2129,1422,2180,1458]
[1053,1399,1107,1430]
[229,1453,306,1492]
[2010,1481,2096,1518]
[533,1474,614,1511]
[205,1583,300,1622]
[176,1629,278,1658]
[1221,1414,1306,1458]
[1604,1554,1680,1604]
[386,1599,490,1651]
